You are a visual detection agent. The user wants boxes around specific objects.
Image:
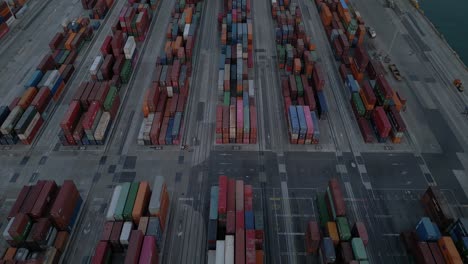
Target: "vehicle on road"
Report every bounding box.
[367,27,376,38]
[388,64,402,81]
[454,79,464,92]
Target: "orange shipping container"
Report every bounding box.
[132,181,151,224]
[256,250,264,263]
[438,237,463,264]
[53,82,65,101]
[326,222,339,246]
[184,7,193,23]
[294,58,302,74]
[392,91,402,112]
[3,247,17,260]
[359,89,374,111]
[18,87,38,109]
[142,89,150,117]
[173,36,182,54]
[320,4,332,26]
[65,33,77,50]
[54,231,69,253]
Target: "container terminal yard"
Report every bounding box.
[0,0,468,262]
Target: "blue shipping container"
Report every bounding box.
[67,196,83,232]
[317,91,329,118]
[296,106,307,135]
[311,111,320,139]
[219,54,225,70]
[0,106,11,126]
[288,106,299,134]
[207,219,217,250]
[321,237,336,263]
[416,217,439,241]
[25,70,44,88]
[245,211,254,230]
[210,186,219,220]
[172,112,182,138]
[165,118,174,145]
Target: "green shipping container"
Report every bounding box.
[351,237,368,260]
[120,60,132,84]
[114,183,130,221]
[336,217,351,241]
[352,93,365,116]
[295,76,304,97]
[104,86,118,111]
[243,105,250,134]
[316,194,329,227]
[14,220,32,242]
[326,187,336,220]
[224,92,230,106]
[123,183,140,221]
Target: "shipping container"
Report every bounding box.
[123,182,139,221]
[139,235,158,264]
[132,181,151,224]
[306,221,320,254]
[114,183,130,221]
[321,237,336,263]
[124,230,144,264]
[351,237,367,261]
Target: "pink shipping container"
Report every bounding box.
[303,107,314,142]
[218,175,228,215]
[244,185,253,211]
[235,180,244,212]
[139,236,158,264]
[246,230,256,264]
[313,64,325,91]
[236,210,244,230]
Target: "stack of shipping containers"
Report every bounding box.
[1,180,82,262]
[316,0,407,144]
[214,0,257,144]
[271,0,328,144]
[138,0,204,146]
[207,175,264,263]
[0,1,15,39]
[307,179,370,263]
[58,2,156,146]
[0,18,95,145]
[93,177,169,263]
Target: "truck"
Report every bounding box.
[388,64,402,81]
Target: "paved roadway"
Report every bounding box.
[1,0,468,263]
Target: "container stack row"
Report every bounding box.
[0,1,15,39]
[0,18,95,145]
[315,0,408,144]
[58,4,155,146]
[138,0,203,146]
[93,177,169,264]
[271,0,328,144]
[1,180,82,263]
[214,0,257,144]
[306,178,370,263]
[81,0,114,19]
[207,176,264,263]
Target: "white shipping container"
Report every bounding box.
[143,113,154,142]
[46,227,57,247]
[1,106,24,135]
[94,112,111,141]
[18,112,41,140]
[224,235,234,264]
[207,250,216,264]
[106,185,122,221]
[124,36,136,60]
[183,24,190,41]
[43,247,58,264]
[137,118,146,145]
[3,217,14,241]
[167,86,173,98]
[120,221,133,246]
[149,176,165,215]
[90,56,103,75]
[15,248,29,261]
[236,44,242,59]
[6,16,15,26]
[215,240,225,264]
[248,80,254,98]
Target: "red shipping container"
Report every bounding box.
[31,218,52,242]
[147,83,160,112]
[49,180,80,230]
[226,211,235,235]
[30,180,58,219]
[9,97,20,111]
[95,81,110,105]
[92,241,111,264]
[236,180,244,212]
[357,118,374,143]
[329,179,346,216]
[428,242,445,264]
[235,228,245,264]
[352,222,369,246]
[416,242,436,264]
[246,230,256,264]
[37,54,56,73]
[244,185,253,211]
[372,106,391,138]
[80,82,95,110]
[376,75,393,99]
[306,221,320,253]
[150,113,162,145]
[169,93,178,116]
[73,116,86,142]
[362,81,376,105]
[124,230,144,264]
[88,82,101,106]
[82,101,102,130]
[313,64,325,91]
[72,82,87,102]
[49,33,64,50]
[60,101,82,133]
[155,91,168,113]
[8,213,31,239]
[158,118,169,144]
[22,115,44,145]
[110,221,124,252]
[8,186,31,220]
[20,181,46,216]
[218,175,228,215]
[101,36,113,55]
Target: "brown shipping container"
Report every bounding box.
[30,180,58,219]
[88,82,101,106]
[339,242,354,263]
[100,221,114,242]
[54,231,69,254]
[8,186,31,220]
[95,82,110,105]
[20,181,46,216]
[18,87,38,110]
[306,221,320,254]
[124,230,144,264]
[132,181,151,224]
[438,237,463,264]
[428,242,446,264]
[30,218,51,242]
[8,213,31,239]
[61,64,75,84]
[72,82,87,102]
[110,221,124,252]
[329,179,346,216]
[422,187,455,230]
[31,88,52,114]
[138,217,149,234]
[50,180,79,230]
[3,247,17,260]
[416,242,436,264]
